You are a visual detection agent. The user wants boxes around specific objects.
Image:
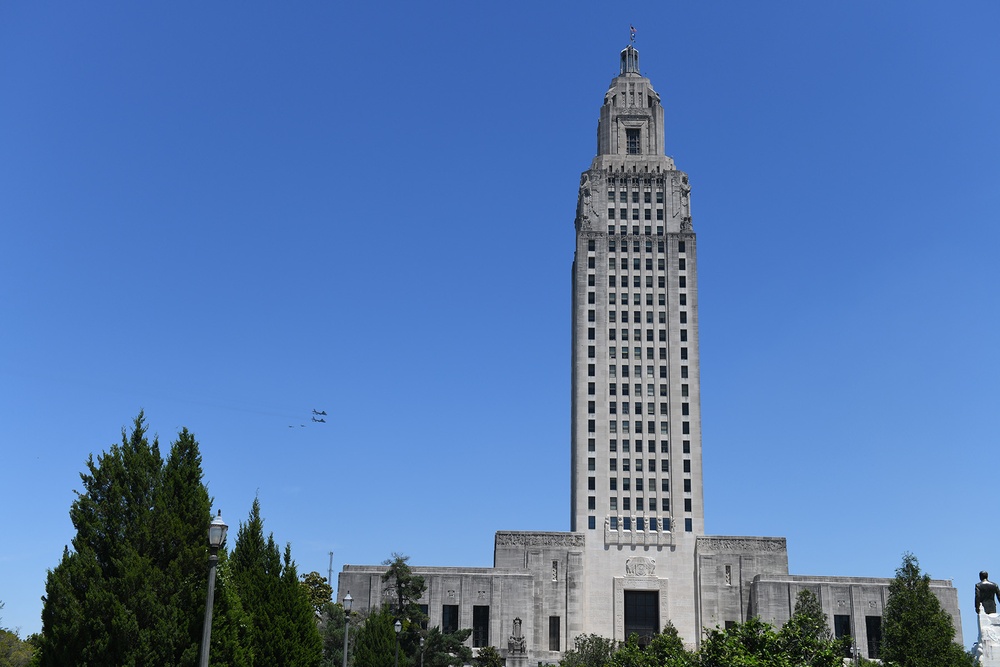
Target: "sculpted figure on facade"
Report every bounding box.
[508,617,526,655]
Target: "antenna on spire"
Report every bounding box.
[629,24,637,44]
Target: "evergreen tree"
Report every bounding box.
[381,553,427,664]
[36,414,246,666]
[353,607,397,667]
[777,589,843,667]
[881,553,973,667]
[422,625,472,667]
[231,497,322,667]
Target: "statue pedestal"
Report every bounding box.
[977,611,1000,666]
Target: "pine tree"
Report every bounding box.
[353,607,397,667]
[881,553,973,667]
[778,589,843,667]
[37,414,246,666]
[230,497,322,666]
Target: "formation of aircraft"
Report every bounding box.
[288,409,329,428]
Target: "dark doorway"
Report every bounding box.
[624,591,659,645]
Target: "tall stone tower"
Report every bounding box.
[570,44,704,642]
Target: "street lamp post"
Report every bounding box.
[394,619,402,667]
[420,635,425,667]
[198,510,228,667]
[341,593,353,667]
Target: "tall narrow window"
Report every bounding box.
[473,606,490,648]
[626,128,641,155]
[549,616,561,651]
[442,605,459,634]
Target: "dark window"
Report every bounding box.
[683,440,690,453]
[588,515,596,530]
[683,460,691,473]
[588,257,595,268]
[549,616,561,651]
[685,518,693,532]
[683,479,691,492]
[588,240,596,251]
[588,496,596,510]
[588,457,596,471]
[678,241,686,253]
[834,615,853,658]
[684,499,692,512]
[626,129,641,155]
[442,605,459,634]
[473,605,490,647]
[866,616,882,659]
[624,591,658,646]
[679,276,686,288]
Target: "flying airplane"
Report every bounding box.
[312,409,328,416]
[311,417,326,423]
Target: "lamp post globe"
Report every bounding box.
[341,593,353,667]
[198,510,228,667]
[394,619,402,667]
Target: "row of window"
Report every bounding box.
[585,361,690,379]
[607,477,693,493]
[608,497,691,513]
[609,225,665,236]
[607,458,693,473]
[599,438,693,453]
[610,516,694,533]
[599,257,684,272]
[608,327,685,341]
[588,515,695,532]
[609,208,665,221]
[607,456,691,472]
[608,190,665,204]
[592,383,688,398]
[604,420,691,434]
[599,401,688,416]
[595,294,686,309]
[585,239,686,254]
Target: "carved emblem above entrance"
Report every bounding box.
[625,557,656,577]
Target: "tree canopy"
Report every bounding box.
[881,553,974,667]
[36,414,245,666]
[231,497,323,667]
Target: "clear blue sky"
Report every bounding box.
[2,1,998,646]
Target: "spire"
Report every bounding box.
[620,44,640,75]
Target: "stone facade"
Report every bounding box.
[336,44,963,664]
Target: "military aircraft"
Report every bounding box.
[312,409,328,416]
[311,416,326,423]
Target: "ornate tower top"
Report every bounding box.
[593,45,667,161]
[620,44,640,75]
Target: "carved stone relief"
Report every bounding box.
[495,532,586,547]
[625,557,656,577]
